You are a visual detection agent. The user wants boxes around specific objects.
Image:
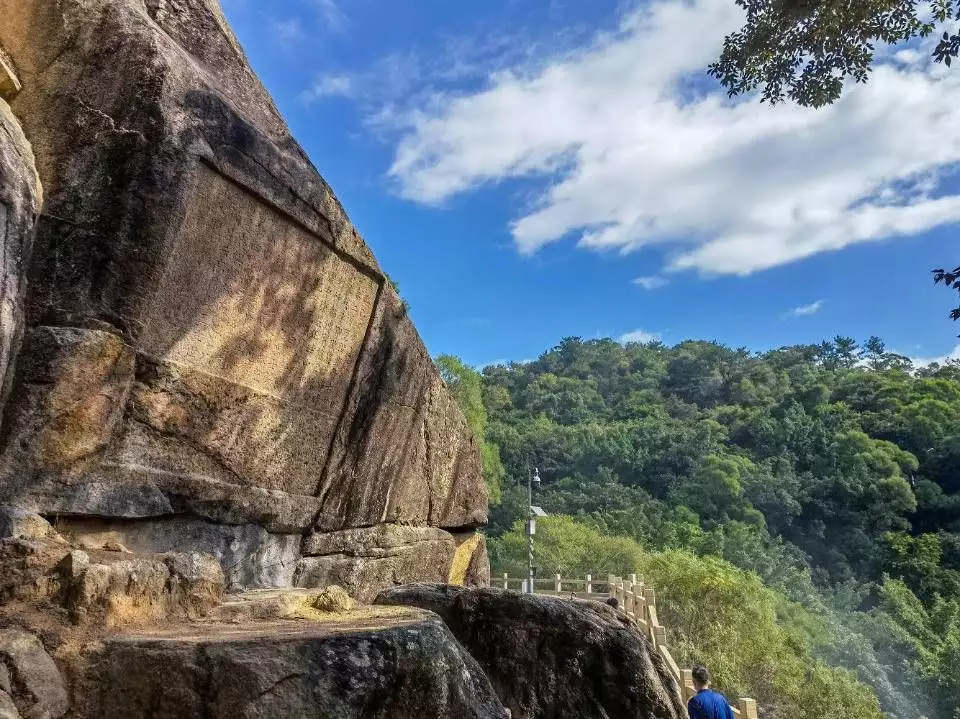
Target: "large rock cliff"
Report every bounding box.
[0,5,692,718]
[0,0,488,595]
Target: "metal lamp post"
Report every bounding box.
[527,467,541,594]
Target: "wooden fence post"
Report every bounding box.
[585,574,592,594]
[737,698,758,719]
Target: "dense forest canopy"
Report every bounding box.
[440,336,960,719]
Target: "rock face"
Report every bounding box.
[0,65,39,426]
[0,629,69,719]
[296,524,459,603]
[0,0,488,593]
[376,585,687,719]
[74,613,510,719]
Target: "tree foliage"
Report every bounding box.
[491,517,883,719]
[435,355,505,503]
[934,264,960,327]
[710,0,960,107]
[474,335,960,718]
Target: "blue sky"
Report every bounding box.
[221,0,960,368]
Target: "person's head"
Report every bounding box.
[692,665,710,690]
[605,596,619,610]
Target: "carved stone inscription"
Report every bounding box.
[140,166,378,407]
[129,167,380,495]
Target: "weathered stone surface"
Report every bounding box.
[53,516,299,589]
[75,615,510,719]
[0,538,68,604]
[64,550,224,624]
[0,0,486,584]
[0,327,134,484]
[318,287,488,531]
[0,95,39,424]
[8,479,174,521]
[0,507,62,543]
[301,523,453,557]
[296,525,456,602]
[450,531,491,587]
[97,469,323,533]
[0,691,18,719]
[0,629,68,719]
[0,51,20,101]
[376,585,687,719]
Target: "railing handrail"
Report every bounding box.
[499,573,759,719]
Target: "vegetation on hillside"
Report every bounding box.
[441,337,960,718]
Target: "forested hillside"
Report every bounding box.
[438,337,960,719]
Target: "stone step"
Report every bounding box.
[72,612,509,719]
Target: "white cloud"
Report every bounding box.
[618,329,661,344]
[385,0,960,276]
[910,345,960,367]
[311,0,347,33]
[270,18,304,43]
[783,300,826,318]
[299,75,353,104]
[633,275,668,290]
[476,357,535,370]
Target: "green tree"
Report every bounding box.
[490,516,884,719]
[479,334,960,716]
[642,550,884,719]
[710,0,960,107]
[435,355,505,503]
[867,578,960,717]
[934,264,960,328]
[488,515,646,578]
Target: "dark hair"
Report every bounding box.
[605,597,619,609]
[692,665,710,686]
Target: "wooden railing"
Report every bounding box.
[501,573,759,719]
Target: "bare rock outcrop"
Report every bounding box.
[0,2,510,716]
[376,585,687,719]
[0,0,489,595]
[295,524,460,602]
[0,62,39,426]
[0,628,68,719]
[73,612,510,719]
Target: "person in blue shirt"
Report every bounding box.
[687,665,735,719]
